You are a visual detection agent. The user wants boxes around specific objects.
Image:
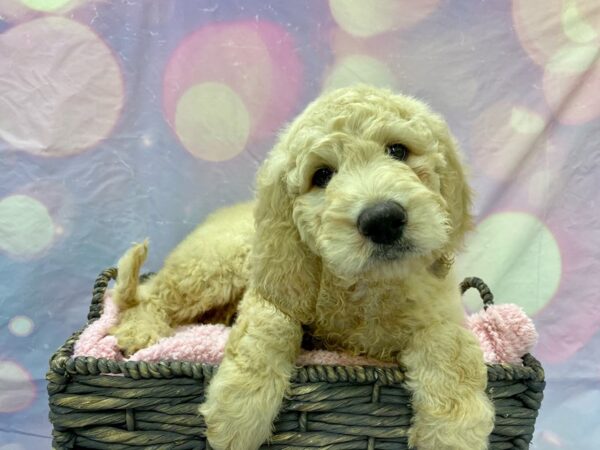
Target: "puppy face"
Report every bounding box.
[260,86,472,280]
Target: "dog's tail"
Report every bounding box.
[113,239,149,311]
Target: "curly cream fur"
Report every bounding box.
[111,85,494,449]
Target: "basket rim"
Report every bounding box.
[47,268,545,387]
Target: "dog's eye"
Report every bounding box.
[386,143,409,161]
[311,167,334,188]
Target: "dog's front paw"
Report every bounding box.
[201,403,258,450]
[200,372,275,450]
[199,291,301,449]
[408,390,494,450]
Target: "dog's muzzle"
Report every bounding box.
[357,201,407,245]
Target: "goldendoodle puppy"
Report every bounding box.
[111,85,495,450]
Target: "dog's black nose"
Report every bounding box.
[357,201,407,245]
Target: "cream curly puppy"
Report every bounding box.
[111,85,495,450]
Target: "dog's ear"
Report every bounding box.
[249,137,321,324]
[428,114,474,256]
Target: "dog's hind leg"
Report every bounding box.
[110,202,255,356]
[109,239,172,356]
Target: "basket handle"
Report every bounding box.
[88,267,156,322]
[88,267,118,321]
[460,277,494,310]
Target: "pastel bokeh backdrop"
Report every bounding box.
[1,0,599,448]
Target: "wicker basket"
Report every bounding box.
[47,268,545,449]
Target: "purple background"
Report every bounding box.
[1,1,599,448]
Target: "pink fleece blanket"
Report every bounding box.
[74,292,538,366]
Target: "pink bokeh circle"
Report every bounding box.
[513,0,600,123]
[163,21,303,161]
[0,360,36,413]
[531,184,600,363]
[542,50,600,124]
[0,0,34,21]
[512,0,600,67]
[469,101,566,181]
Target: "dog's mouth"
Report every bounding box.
[371,240,416,261]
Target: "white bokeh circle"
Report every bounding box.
[458,212,562,316]
[174,82,251,162]
[324,54,396,91]
[8,316,35,337]
[21,0,73,11]
[329,0,439,37]
[0,17,124,156]
[0,195,55,259]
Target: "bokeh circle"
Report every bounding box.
[8,316,35,337]
[0,195,55,259]
[470,102,550,181]
[323,54,396,91]
[174,82,251,161]
[329,0,440,37]
[0,17,124,156]
[513,0,600,123]
[163,21,302,161]
[458,212,562,316]
[0,360,36,413]
[21,0,73,11]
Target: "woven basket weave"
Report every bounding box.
[47,268,545,449]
